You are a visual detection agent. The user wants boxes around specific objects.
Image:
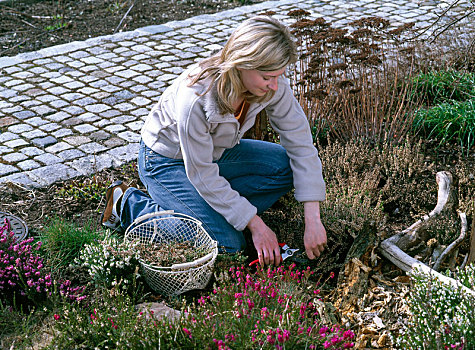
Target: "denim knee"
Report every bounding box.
[215,232,247,254]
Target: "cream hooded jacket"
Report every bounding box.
[141,65,325,232]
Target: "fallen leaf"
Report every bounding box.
[373,314,385,329]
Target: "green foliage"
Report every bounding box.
[108,0,127,13]
[397,264,475,349]
[44,16,67,31]
[0,302,43,349]
[413,98,475,154]
[38,217,105,273]
[412,70,475,105]
[55,175,105,202]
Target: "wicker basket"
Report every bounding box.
[124,211,218,296]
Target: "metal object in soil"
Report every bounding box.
[0,211,28,241]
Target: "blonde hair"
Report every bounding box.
[188,16,297,114]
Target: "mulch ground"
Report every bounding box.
[0,0,263,57]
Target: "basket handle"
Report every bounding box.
[171,251,215,270]
[131,210,175,226]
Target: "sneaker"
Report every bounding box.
[101,180,128,230]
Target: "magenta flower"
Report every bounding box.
[183,327,192,339]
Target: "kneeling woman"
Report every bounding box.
[101,16,327,266]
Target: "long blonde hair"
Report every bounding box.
[188,16,297,114]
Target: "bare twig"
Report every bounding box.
[411,0,461,40]
[20,19,38,29]
[114,0,136,34]
[430,9,475,43]
[433,212,468,271]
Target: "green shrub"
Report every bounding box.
[413,98,475,154]
[412,70,475,105]
[397,264,475,349]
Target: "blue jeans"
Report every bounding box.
[120,139,293,253]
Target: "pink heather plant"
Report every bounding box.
[0,219,84,307]
[161,264,356,349]
[50,264,355,349]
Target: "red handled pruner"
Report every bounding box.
[249,243,300,266]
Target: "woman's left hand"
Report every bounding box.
[303,201,327,259]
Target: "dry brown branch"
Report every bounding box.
[379,171,475,297]
[433,212,467,271]
[468,219,475,264]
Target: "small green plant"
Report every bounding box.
[74,234,141,291]
[397,264,475,349]
[413,98,475,154]
[38,217,104,273]
[412,70,475,105]
[108,0,128,13]
[55,175,105,202]
[45,15,68,31]
[0,301,45,349]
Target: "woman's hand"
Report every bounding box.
[247,215,281,266]
[303,201,327,259]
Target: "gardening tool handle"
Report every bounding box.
[249,256,284,266]
[171,249,216,270]
[248,243,289,266]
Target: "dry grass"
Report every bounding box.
[287,11,425,145]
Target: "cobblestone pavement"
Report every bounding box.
[0,0,473,188]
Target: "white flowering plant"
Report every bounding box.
[397,264,475,349]
[73,234,141,291]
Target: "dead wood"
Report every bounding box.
[433,212,468,271]
[392,171,454,251]
[379,171,475,297]
[468,216,475,264]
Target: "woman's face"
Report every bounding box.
[238,67,286,97]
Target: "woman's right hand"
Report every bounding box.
[247,215,281,266]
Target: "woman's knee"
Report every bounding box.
[215,231,246,254]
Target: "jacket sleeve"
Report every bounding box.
[265,76,326,202]
[175,97,257,232]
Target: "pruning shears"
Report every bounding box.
[249,243,300,266]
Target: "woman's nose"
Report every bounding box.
[268,78,278,91]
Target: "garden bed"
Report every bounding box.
[0,1,474,349]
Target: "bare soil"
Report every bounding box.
[0,0,263,57]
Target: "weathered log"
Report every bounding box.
[379,171,475,297]
[433,212,467,271]
[468,216,475,264]
[393,171,453,251]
